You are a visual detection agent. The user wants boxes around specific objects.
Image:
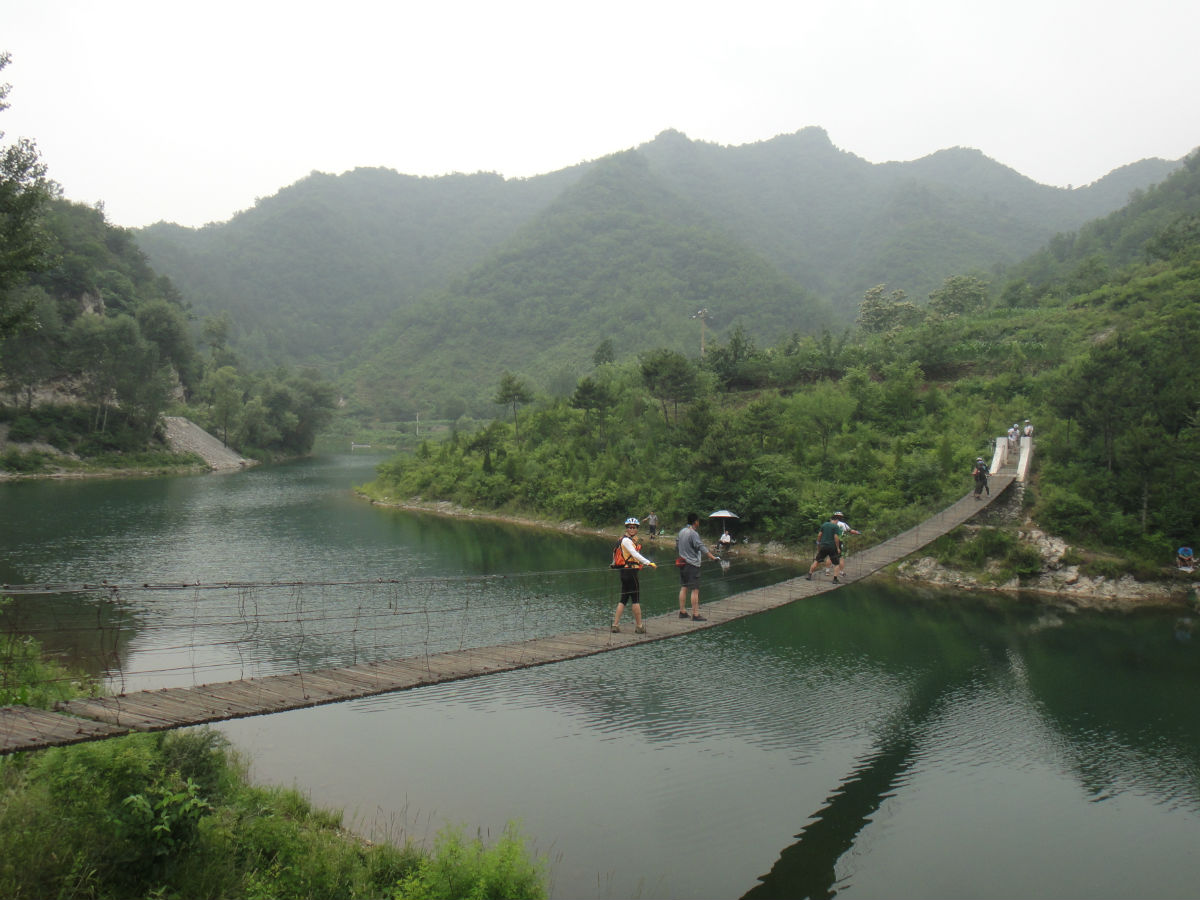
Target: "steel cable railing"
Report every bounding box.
[2,561,800,696]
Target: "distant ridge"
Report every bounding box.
[134,128,1185,412]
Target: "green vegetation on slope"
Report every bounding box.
[134,125,1182,418]
[347,151,831,418]
[0,625,549,900]
[0,53,339,471]
[365,152,1200,571]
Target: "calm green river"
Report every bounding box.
[3,455,1199,899]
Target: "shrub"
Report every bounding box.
[395,822,548,900]
[0,622,97,708]
[7,415,40,442]
[1034,484,1100,538]
[0,448,53,473]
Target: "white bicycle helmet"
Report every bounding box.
[624,517,640,526]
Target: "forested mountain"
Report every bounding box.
[365,149,1200,568]
[136,167,583,365]
[345,151,830,418]
[638,127,1179,301]
[135,127,1183,417]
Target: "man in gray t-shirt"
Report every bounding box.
[676,512,719,621]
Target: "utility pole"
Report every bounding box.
[690,308,711,357]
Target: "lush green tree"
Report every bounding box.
[0,51,57,339]
[788,381,856,461]
[0,287,60,408]
[856,285,923,333]
[202,365,243,447]
[570,375,614,443]
[640,348,698,425]
[592,338,615,367]
[927,275,988,317]
[705,323,769,390]
[67,314,143,432]
[136,298,198,395]
[493,371,533,447]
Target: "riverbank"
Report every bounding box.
[360,494,1198,613]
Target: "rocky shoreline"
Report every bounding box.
[362,496,1199,613]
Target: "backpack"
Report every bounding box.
[611,542,627,568]
[611,538,641,569]
[974,459,989,474]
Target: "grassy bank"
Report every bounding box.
[0,625,549,899]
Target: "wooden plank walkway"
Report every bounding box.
[2,475,1016,755]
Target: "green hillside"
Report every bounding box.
[638,127,1179,303]
[135,166,583,365]
[363,150,1200,572]
[345,151,831,417]
[134,129,1183,418]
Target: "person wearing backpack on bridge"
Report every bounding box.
[612,517,656,634]
[972,456,990,499]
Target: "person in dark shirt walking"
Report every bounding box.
[806,514,843,583]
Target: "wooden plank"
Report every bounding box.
[322,667,404,693]
[338,662,427,691]
[1,706,128,753]
[184,681,292,710]
[347,660,432,685]
[186,681,300,713]
[286,671,372,697]
[58,697,180,730]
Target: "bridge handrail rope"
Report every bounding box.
[3,438,1028,752]
[2,562,797,696]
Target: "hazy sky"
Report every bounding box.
[5,0,1198,229]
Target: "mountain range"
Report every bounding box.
[135,127,1183,416]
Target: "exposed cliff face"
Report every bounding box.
[897,527,1192,609]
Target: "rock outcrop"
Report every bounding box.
[896,525,1189,608]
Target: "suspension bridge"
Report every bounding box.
[1,439,1029,755]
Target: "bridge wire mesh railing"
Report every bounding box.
[1,561,801,698]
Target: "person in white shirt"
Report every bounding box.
[612,517,656,633]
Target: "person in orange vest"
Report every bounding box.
[612,517,656,633]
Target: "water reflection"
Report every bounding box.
[4,459,1200,898]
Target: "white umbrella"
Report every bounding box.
[709,510,738,519]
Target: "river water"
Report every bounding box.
[3,455,1199,899]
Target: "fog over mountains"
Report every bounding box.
[135,127,1182,413]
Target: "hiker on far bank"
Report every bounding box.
[676,512,719,621]
[1007,424,1020,455]
[612,517,656,634]
[972,457,990,499]
[1023,419,1034,438]
[644,510,659,537]
[807,513,843,583]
